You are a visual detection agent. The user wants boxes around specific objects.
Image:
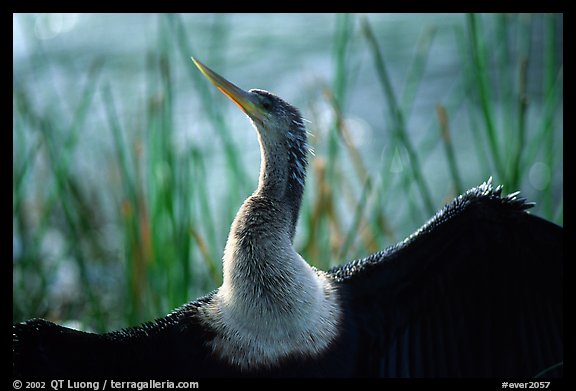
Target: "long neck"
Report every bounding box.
[254,125,308,241]
[200,124,341,369]
[223,127,309,304]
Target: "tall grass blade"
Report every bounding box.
[466,13,506,183]
[361,17,435,216]
[436,105,464,195]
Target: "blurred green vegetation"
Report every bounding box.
[13,13,563,331]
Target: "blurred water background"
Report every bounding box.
[13,13,563,330]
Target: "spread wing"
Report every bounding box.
[12,295,229,377]
[332,184,563,377]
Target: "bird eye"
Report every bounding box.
[260,98,272,110]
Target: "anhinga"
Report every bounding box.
[13,58,563,378]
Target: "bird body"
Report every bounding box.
[13,59,563,378]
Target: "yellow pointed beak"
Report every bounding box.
[192,57,266,122]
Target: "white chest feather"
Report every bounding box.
[199,235,342,370]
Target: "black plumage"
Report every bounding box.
[13,59,563,378]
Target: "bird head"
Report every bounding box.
[192,57,307,164]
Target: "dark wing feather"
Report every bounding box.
[331,182,563,377]
[12,293,235,377]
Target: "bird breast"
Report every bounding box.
[197,197,342,369]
